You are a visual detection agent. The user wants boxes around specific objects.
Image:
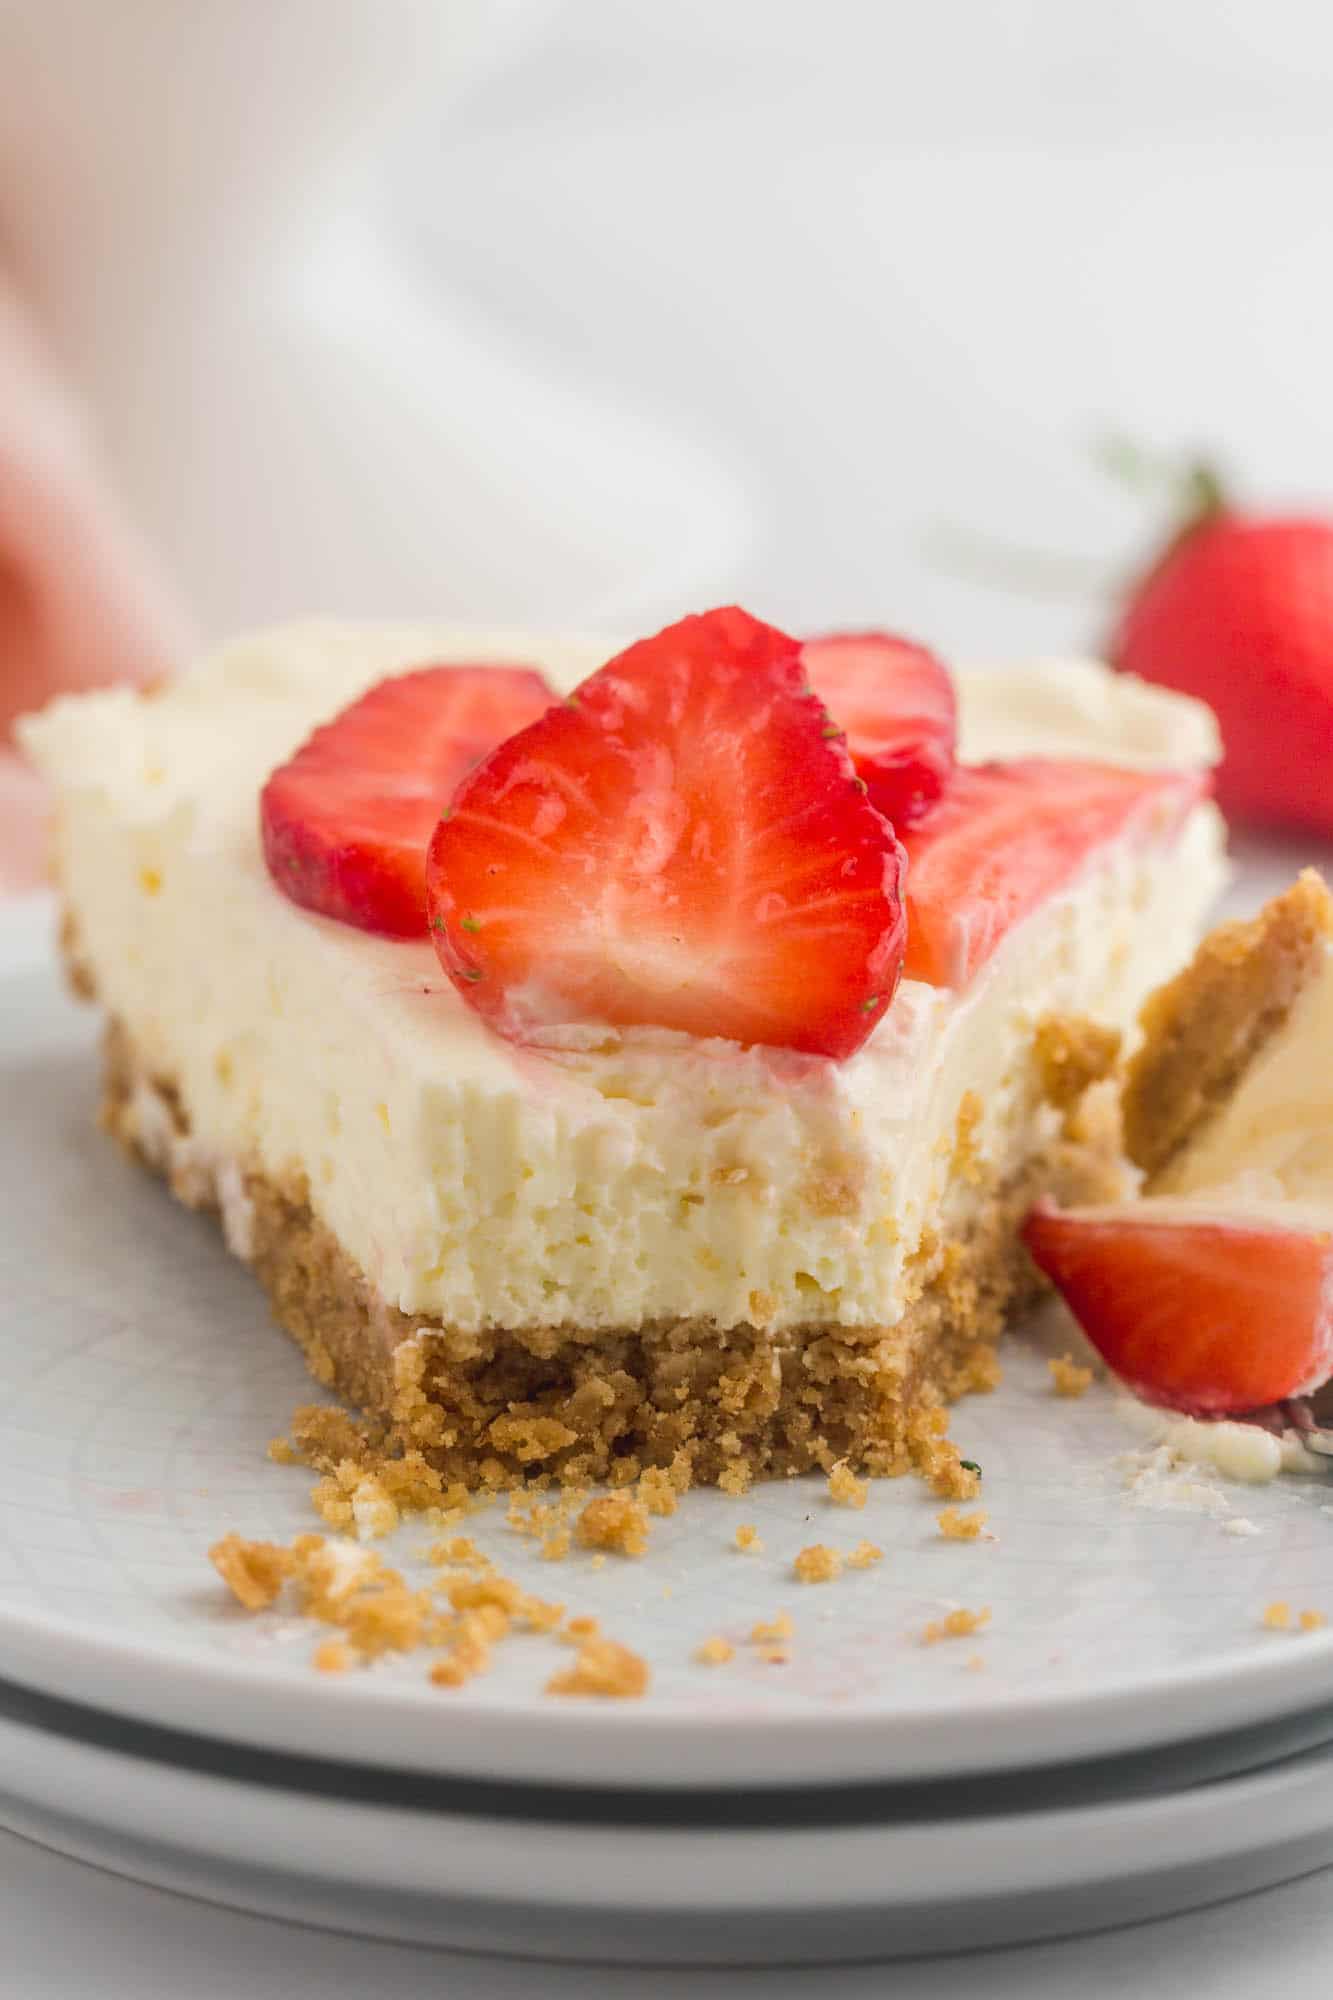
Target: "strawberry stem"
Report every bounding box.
[1096,435,1230,532]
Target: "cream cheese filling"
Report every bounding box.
[20,624,1227,1335]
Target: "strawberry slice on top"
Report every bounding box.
[1023,1198,1333,1417]
[801,631,956,828]
[425,607,907,1059]
[262,663,555,937]
[900,760,1208,987]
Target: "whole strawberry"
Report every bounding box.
[1108,465,1333,835]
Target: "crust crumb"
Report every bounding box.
[637,1466,680,1517]
[734,1523,763,1553]
[1034,1014,1122,1116]
[923,1606,990,1645]
[936,1507,988,1542]
[907,1409,984,1500]
[1300,1609,1328,1632]
[793,1543,842,1584]
[576,1492,650,1558]
[750,1612,793,1644]
[846,1540,884,1569]
[1049,1354,1094,1398]
[546,1636,650,1699]
[827,1460,868,1509]
[695,1635,735,1665]
[209,1532,291,1610]
[1263,1601,1291,1630]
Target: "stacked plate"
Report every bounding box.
[5,894,1333,1966]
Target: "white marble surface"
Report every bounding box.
[2,1825,1331,1998]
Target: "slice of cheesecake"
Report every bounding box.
[19,618,1226,1494]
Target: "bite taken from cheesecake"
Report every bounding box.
[1026,873,1333,1426]
[20,608,1226,1494]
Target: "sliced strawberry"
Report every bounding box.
[261,664,555,937]
[425,607,907,1059]
[900,760,1208,987]
[801,631,956,827]
[1023,1198,1333,1416]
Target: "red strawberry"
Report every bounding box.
[261,664,554,937]
[800,631,956,827]
[1023,1198,1333,1416]
[425,607,907,1059]
[1110,499,1333,837]
[900,759,1207,987]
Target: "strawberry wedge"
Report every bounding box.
[901,760,1208,987]
[1023,1198,1333,1416]
[426,607,907,1059]
[801,631,956,828]
[262,664,555,936]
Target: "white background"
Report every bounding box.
[8,0,1333,659]
[6,0,1333,1988]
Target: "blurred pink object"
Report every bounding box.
[0,285,187,895]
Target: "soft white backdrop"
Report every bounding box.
[6,0,1333,657]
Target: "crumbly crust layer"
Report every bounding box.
[101,1017,1126,1492]
[1122,870,1333,1187]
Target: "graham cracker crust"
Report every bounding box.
[1123,870,1333,1187]
[99,1015,1126,1493]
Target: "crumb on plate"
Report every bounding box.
[695,1635,734,1665]
[546,1636,650,1699]
[923,1606,991,1645]
[1049,1354,1094,1399]
[208,1531,291,1611]
[735,1523,763,1553]
[828,1460,868,1509]
[793,1543,842,1584]
[936,1507,988,1542]
[576,1492,650,1558]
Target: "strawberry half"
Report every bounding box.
[801,631,956,828]
[1023,1198,1333,1416]
[261,664,555,937]
[900,759,1207,987]
[425,607,907,1059]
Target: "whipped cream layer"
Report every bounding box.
[22,624,1226,1335]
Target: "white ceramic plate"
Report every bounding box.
[5,1694,1333,1963]
[4,884,1333,1793]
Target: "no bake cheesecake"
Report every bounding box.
[19,611,1226,1492]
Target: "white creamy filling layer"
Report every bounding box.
[1116,1396,1327,1486]
[21,625,1227,1335]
